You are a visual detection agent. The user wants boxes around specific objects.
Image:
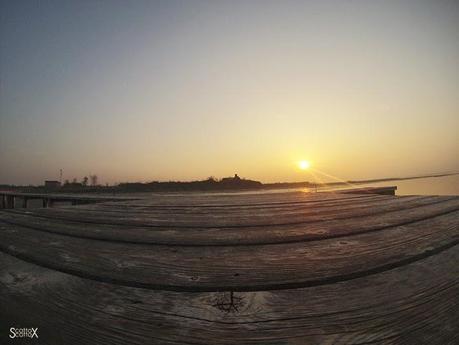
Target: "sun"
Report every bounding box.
[298,160,311,170]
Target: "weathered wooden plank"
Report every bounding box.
[120,190,360,206]
[57,190,373,209]
[4,195,450,229]
[2,193,394,221]
[0,197,458,245]
[76,192,385,210]
[77,194,395,212]
[0,209,457,291]
[1,245,457,345]
[72,195,391,219]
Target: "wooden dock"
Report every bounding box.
[0,191,137,208]
[0,189,458,344]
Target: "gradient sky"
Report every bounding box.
[1,0,458,185]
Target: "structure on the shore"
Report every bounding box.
[44,180,61,189]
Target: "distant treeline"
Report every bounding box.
[116,175,263,192]
[0,175,264,193]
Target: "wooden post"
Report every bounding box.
[0,195,5,209]
[42,198,48,208]
[6,195,15,209]
[6,196,11,208]
[22,197,28,208]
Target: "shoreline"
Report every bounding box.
[1,172,458,195]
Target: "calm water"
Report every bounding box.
[140,174,459,198]
[317,174,459,196]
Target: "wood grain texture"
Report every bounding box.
[0,202,458,291]
[2,194,397,226]
[0,196,456,246]
[0,246,457,345]
[0,191,458,344]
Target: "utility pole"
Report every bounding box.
[60,169,63,184]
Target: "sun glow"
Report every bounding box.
[298,160,311,170]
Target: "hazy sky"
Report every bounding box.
[1,0,458,185]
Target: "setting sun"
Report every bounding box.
[298,160,311,170]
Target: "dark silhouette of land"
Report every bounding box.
[0,172,457,194]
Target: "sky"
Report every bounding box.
[1,0,458,185]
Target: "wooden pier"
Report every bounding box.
[0,188,457,344]
[0,191,136,209]
[336,185,397,195]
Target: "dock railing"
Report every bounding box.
[0,191,136,209]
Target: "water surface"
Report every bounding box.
[318,174,459,196]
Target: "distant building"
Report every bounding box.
[221,174,241,183]
[219,174,262,189]
[44,180,61,189]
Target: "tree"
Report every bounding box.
[82,176,88,186]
